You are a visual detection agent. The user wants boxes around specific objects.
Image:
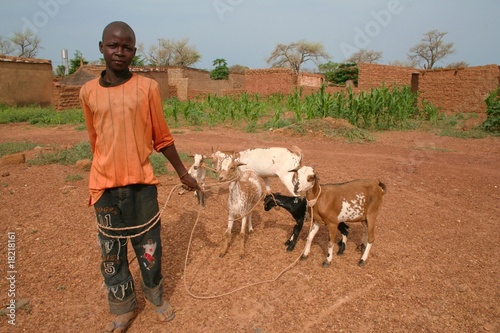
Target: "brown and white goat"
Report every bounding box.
[295,168,387,267]
[219,157,263,258]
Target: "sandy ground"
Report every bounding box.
[0,123,499,333]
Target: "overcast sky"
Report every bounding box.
[1,0,499,71]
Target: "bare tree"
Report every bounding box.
[0,35,15,55]
[446,61,469,69]
[388,59,419,68]
[346,49,382,64]
[138,38,200,67]
[266,40,330,74]
[408,29,455,69]
[9,29,42,58]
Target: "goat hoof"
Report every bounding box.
[219,252,226,258]
[300,255,308,261]
[337,242,346,255]
[284,239,291,246]
[286,245,295,252]
[322,260,331,268]
[358,259,366,267]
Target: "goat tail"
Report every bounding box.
[378,181,387,194]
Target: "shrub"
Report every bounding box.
[483,88,500,133]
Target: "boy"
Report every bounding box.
[79,21,199,332]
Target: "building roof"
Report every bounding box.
[0,55,51,64]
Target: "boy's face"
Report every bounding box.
[99,25,136,73]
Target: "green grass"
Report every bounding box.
[281,119,374,143]
[29,141,93,166]
[65,174,84,182]
[0,88,496,148]
[0,105,84,125]
[150,151,192,176]
[0,142,38,157]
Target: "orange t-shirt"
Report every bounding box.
[79,73,174,205]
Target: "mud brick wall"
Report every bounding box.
[417,64,499,114]
[52,84,81,110]
[0,56,53,106]
[298,72,324,88]
[245,68,297,96]
[230,73,245,89]
[358,63,416,89]
[358,63,499,114]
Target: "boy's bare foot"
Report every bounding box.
[154,300,175,322]
[104,310,136,333]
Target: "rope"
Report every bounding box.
[97,174,310,299]
[182,182,306,299]
[308,182,321,223]
[96,184,182,239]
[183,201,305,299]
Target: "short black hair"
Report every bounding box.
[101,21,136,43]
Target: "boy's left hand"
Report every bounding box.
[181,174,200,191]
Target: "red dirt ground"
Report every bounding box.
[0,123,499,333]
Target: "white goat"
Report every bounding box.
[293,167,387,267]
[219,158,263,259]
[179,153,206,206]
[213,146,303,196]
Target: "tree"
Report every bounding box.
[266,40,330,74]
[210,58,229,80]
[318,61,358,86]
[0,35,15,55]
[446,61,469,69]
[138,38,201,67]
[69,50,88,74]
[54,65,67,77]
[388,59,418,68]
[346,49,382,64]
[131,55,144,66]
[9,29,42,58]
[408,29,455,69]
[229,64,249,74]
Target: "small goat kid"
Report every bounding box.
[219,158,263,258]
[213,146,302,196]
[263,193,349,252]
[295,169,386,267]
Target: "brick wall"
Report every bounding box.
[245,68,297,96]
[0,56,53,106]
[298,72,324,88]
[48,62,500,115]
[168,67,246,100]
[417,65,499,114]
[358,63,416,89]
[52,84,81,110]
[358,63,499,114]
